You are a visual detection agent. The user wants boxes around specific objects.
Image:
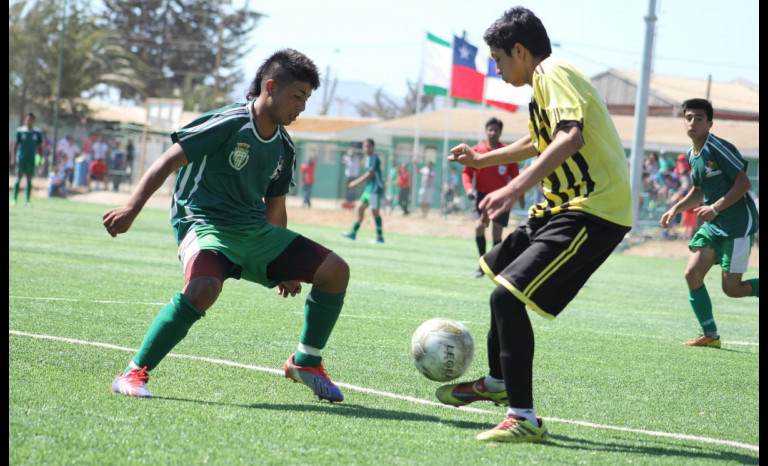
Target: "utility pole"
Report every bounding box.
[629,0,658,235]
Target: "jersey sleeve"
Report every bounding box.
[171,114,235,164]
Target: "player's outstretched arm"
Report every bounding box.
[103,143,188,237]
[449,135,537,169]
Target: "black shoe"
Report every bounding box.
[474,268,485,278]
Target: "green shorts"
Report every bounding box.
[15,161,35,177]
[689,228,755,274]
[177,222,299,288]
[360,190,383,209]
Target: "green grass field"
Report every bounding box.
[9,197,759,465]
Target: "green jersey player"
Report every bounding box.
[103,49,350,402]
[661,98,759,348]
[342,138,385,243]
[11,113,44,206]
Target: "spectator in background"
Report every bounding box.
[396,161,412,216]
[342,148,361,203]
[125,139,135,183]
[300,156,317,208]
[385,162,399,215]
[443,165,461,215]
[88,157,108,191]
[418,160,435,218]
[48,164,67,198]
[110,141,126,192]
[657,149,675,174]
[81,132,96,162]
[92,135,110,164]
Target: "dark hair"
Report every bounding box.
[365,138,375,147]
[485,117,503,131]
[681,98,714,121]
[27,112,36,119]
[483,7,552,59]
[246,49,320,100]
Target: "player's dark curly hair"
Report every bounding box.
[681,98,714,121]
[246,49,320,100]
[483,7,552,59]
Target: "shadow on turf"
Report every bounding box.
[153,396,757,462]
[545,434,758,464]
[153,396,489,430]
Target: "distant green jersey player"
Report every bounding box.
[11,112,44,205]
[661,98,759,348]
[104,49,350,402]
[342,138,385,243]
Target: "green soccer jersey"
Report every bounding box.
[363,153,385,194]
[170,102,296,243]
[15,126,44,164]
[688,133,759,238]
[528,57,633,227]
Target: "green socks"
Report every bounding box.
[748,278,759,297]
[294,289,345,367]
[351,221,361,234]
[374,216,383,239]
[129,292,203,372]
[689,285,717,334]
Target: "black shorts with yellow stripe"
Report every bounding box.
[479,211,630,320]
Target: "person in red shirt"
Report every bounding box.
[463,117,521,277]
[396,161,412,215]
[300,156,317,208]
[88,157,108,191]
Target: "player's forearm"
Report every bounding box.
[711,170,751,213]
[670,187,703,215]
[475,136,537,168]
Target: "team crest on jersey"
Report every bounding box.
[704,161,721,178]
[498,166,507,175]
[229,143,250,170]
[270,155,286,180]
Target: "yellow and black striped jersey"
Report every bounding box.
[528,57,632,227]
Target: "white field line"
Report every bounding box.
[9,329,758,454]
[8,296,759,345]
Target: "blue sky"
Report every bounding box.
[237,0,759,104]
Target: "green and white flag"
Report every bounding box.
[421,32,451,96]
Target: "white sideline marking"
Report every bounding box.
[9,329,759,454]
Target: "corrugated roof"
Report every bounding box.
[369,107,759,156]
[609,70,759,115]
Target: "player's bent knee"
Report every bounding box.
[183,276,223,311]
[314,253,349,292]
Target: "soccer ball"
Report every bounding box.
[410,318,474,382]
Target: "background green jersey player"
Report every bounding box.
[342,138,385,243]
[11,112,43,206]
[103,49,350,402]
[661,98,759,348]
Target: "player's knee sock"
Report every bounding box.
[129,292,204,372]
[476,236,486,258]
[25,180,32,201]
[490,286,534,409]
[374,216,383,238]
[689,285,717,334]
[748,278,759,297]
[486,308,503,380]
[295,288,345,367]
[351,221,360,234]
[13,179,21,200]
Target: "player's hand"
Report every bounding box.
[478,187,515,221]
[694,205,717,222]
[659,209,673,228]
[102,206,140,237]
[448,143,478,167]
[277,280,302,298]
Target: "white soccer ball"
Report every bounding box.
[410,318,474,382]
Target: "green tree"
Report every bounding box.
[9,0,144,124]
[101,0,263,110]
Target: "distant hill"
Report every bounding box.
[303,80,400,118]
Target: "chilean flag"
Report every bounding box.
[450,36,485,103]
